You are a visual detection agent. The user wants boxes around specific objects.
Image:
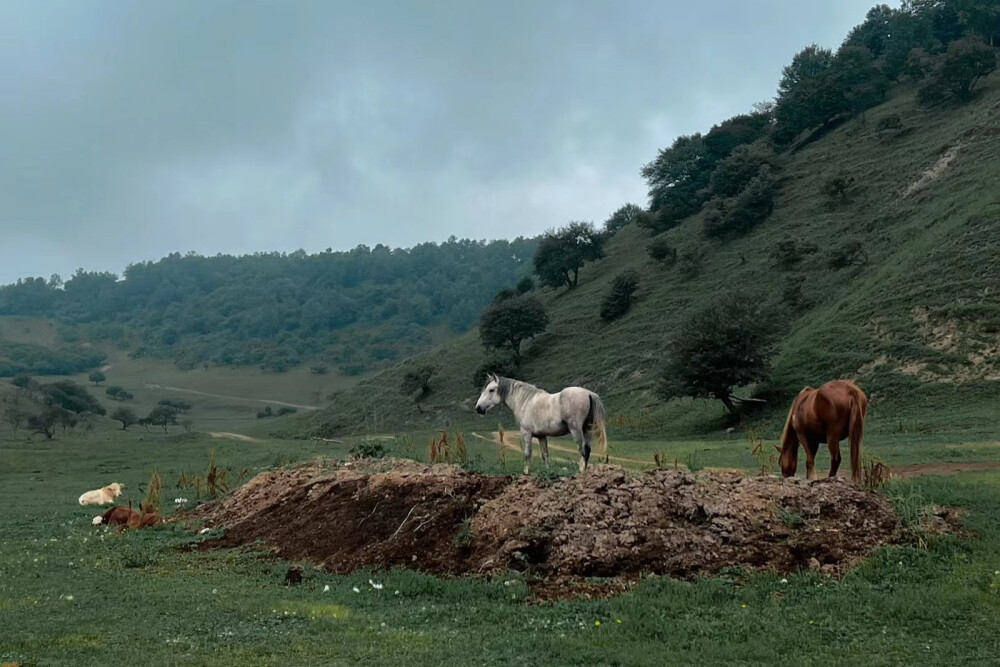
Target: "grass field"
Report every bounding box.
[4,420,1000,666]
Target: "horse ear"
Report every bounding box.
[774,445,782,454]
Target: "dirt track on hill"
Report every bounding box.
[189,458,954,597]
[143,383,318,410]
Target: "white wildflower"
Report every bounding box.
[199,528,211,535]
[368,579,383,590]
[323,585,330,593]
[352,587,360,593]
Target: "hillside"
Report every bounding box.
[313,70,1000,438]
[0,238,536,377]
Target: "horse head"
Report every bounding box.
[475,374,504,415]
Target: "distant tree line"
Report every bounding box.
[0,238,537,376]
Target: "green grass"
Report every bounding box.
[316,71,1000,438]
[5,425,1000,665]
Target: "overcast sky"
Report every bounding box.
[0,0,884,284]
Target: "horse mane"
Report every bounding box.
[496,376,538,401]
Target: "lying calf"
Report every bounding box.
[79,483,123,506]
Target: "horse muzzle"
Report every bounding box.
[475,406,486,415]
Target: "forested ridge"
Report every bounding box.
[0,238,536,376]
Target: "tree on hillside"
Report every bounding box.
[533,222,605,289]
[708,144,779,197]
[111,407,138,431]
[401,365,437,399]
[11,374,39,399]
[603,203,643,236]
[88,371,106,386]
[917,36,998,104]
[640,134,710,227]
[773,45,846,144]
[831,45,889,119]
[3,399,27,438]
[39,381,106,416]
[158,398,192,412]
[516,276,535,294]
[105,386,133,401]
[146,405,180,433]
[27,407,64,439]
[478,295,550,362]
[656,293,776,415]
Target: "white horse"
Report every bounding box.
[475,374,607,474]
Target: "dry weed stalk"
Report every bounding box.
[496,423,507,468]
[652,450,666,469]
[863,457,891,490]
[455,430,467,464]
[142,470,163,513]
[748,428,775,475]
[438,430,452,463]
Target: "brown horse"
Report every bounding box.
[777,380,868,483]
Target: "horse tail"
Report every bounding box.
[588,393,608,462]
[848,384,867,484]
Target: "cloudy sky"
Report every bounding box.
[0,0,882,284]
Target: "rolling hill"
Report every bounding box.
[312,68,1000,439]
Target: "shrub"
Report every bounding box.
[708,144,778,197]
[677,245,707,280]
[771,238,819,270]
[351,439,388,460]
[875,114,902,131]
[823,172,855,202]
[828,238,869,269]
[516,276,535,294]
[703,165,777,239]
[782,277,813,309]
[256,406,274,419]
[275,406,297,416]
[401,365,437,399]
[600,270,640,322]
[472,352,518,388]
[647,237,677,264]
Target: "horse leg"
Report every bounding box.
[827,432,842,478]
[569,424,590,473]
[538,436,550,468]
[520,431,533,475]
[799,430,819,481]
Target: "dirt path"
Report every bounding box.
[891,461,1000,478]
[470,432,654,466]
[143,384,318,410]
[100,364,113,372]
[209,431,263,443]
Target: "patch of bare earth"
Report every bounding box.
[903,144,960,197]
[892,461,1000,478]
[188,459,923,597]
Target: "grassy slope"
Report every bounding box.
[0,323,361,435]
[4,428,1000,665]
[315,74,1000,438]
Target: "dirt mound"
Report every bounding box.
[191,459,906,588]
